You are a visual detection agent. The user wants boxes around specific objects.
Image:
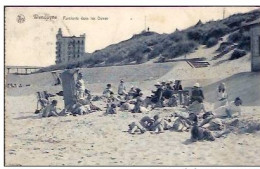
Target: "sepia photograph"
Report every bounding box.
[4,6,260,166]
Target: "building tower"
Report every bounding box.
[55,28,86,65]
[55,28,63,64]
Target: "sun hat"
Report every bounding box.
[194,83,200,88]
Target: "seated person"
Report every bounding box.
[85,89,92,101]
[41,100,60,118]
[172,113,197,132]
[214,83,228,109]
[128,121,147,134]
[127,86,136,100]
[162,88,177,107]
[132,92,144,113]
[107,92,120,104]
[119,100,134,111]
[191,124,215,142]
[187,98,206,116]
[166,82,174,90]
[103,84,113,98]
[118,79,127,96]
[132,88,142,99]
[149,115,164,133]
[214,97,242,118]
[151,82,163,107]
[199,111,224,131]
[128,115,156,134]
[105,103,117,114]
[70,102,91,115]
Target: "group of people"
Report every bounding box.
[36,72,243,142]
[38,73,99,118]
[128,82,243,142]
[102,79,187,114]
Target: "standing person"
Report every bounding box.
[173,80,183,91]
[214,83,228,109]
[118,79,127,96]
[190,83,204,104]
[75,73,85,100]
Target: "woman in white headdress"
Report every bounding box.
[214,82,228,109]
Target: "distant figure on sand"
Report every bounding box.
[214,82,228,109]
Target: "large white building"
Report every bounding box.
[56,28,86,64]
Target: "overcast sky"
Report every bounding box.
[5,7,258,66]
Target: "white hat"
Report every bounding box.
[194,83,200,88]
[154,82,161,86]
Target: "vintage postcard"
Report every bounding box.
[4,6,260,166]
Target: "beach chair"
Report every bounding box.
[35,91,51,114]
[51,71,61,86]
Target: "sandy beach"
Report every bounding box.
[5,51,260,166]
[5,94,260,166]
